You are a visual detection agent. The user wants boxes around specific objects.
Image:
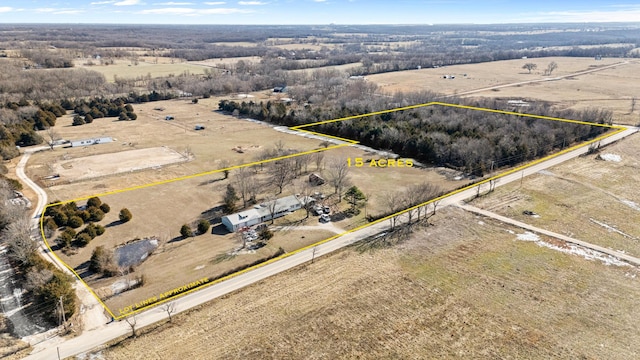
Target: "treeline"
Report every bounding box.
[21,48,74,69]
[0,181,76,326]
[0,101,67,159]
[0,63,110,102]
[219,98,612,176]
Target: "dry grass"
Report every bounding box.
[471,132,640,257]
[76,58,208,82]
[367,56,640,124]
[98,206,640,359]
[29,96,465,316]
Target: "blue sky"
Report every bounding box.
[0,1,639,24]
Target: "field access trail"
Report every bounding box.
[451,60,630,97]
[21,120,638,359]
[457,204,640,266]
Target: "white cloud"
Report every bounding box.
[201,7,251,13]
[34,7,85,14]
[0,7,14,13]
[139,7,250,14]
[90,1,116,4]
[139,7,195,14]
[203,1,226,4]
[154,2,195,4]
[54,9,86,14]
[238,1,266,5]
[314,0,327,2]
[114,0,142,5]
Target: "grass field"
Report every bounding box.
[96,206,640,359]
[30,97,467,317]
[76,59,208,82]
[366,56,640,124]
[471,132,640,257]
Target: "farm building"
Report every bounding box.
[221,195,309,232]
[309,173,325,185]
[70,137,113,147]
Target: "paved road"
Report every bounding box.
[22,126,638,359]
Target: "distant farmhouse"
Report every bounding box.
[70,137,113,147]
[221,195,313,232]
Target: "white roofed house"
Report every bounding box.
[221,195,306,232]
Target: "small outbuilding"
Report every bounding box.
[308,173,325,186]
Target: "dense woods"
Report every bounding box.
[220,98,612,176]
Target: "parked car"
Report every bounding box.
[313,204,323,216]
[319,214,331,223]
[323,205,331,214]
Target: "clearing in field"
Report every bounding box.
[39,101,624,320]
[52,147,188,183]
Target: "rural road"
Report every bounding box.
[21,125,638,359]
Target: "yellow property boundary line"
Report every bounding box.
[38,102,626,320]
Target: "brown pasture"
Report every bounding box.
[99,206,640,359]
[367,56,640,124]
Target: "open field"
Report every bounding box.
[187,56,263,68]
[52,147,188,183]
[48,143,462,314]
[367,56,640,124]
[75,59,208,82]
[289,61,363,75]
[98,206,640,359]
[27,96,317,200]
[34,99,469,317]
[471,132,640,257]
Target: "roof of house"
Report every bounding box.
[223,195,303,227]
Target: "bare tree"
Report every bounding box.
[382,191,400,231]
[45,126,61,150]
[2,214,38,265]
[313,152,325,170]
[125,315,138,338]
[161,302,177,323]
[269,158,295,194]
[544,61,558,76]
[522,63,537,74]
[265,196,279,224]
[234,167,256,209]
[325,158,350,201]
[220,159,230,180]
